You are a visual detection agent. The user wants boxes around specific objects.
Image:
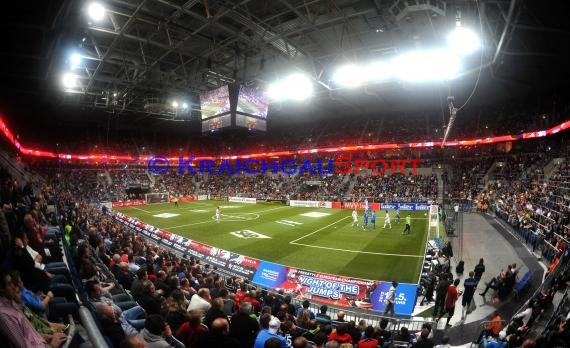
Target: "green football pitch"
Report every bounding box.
[116,201,429,283]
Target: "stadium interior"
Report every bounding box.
[0,0,569,348]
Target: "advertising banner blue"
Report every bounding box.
[380,203,431,211]
[370,283,417,315]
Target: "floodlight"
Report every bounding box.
[333,64,365,88]
[61,73,78,89]
[172,101,179,108]
[366,62,393,83]
[70,53,82,67]
[87,3,106,22]
[393,50,461,82]
[267,73,313,101]
[448,27,480,56]
[182,103,188,109]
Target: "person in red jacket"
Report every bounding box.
[357,326,379,348]
[436,278,462,327]
[328,324,353,344]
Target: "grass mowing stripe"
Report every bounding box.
[289,241,425,257]
[163,205,290,230]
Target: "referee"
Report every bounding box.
[403,214,411,234]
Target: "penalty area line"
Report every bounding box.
[289,216,350,244]
[289,241,425,258]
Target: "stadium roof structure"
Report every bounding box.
[1,0,570,122]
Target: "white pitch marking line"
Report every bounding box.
[289,242,425,258]
[131,206,151,214]
[163,220,214,229]
[289,216,350,244]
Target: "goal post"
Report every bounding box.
[145,192,170,204]
[428,204,441,241]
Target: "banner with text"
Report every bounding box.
[111,200,146,208]
[112,211,417,315]
[229,197,257,204]
[289,200,332,208]
[380,203,431,211]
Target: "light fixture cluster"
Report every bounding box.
[266,27,481,101]
[61,2,108,91]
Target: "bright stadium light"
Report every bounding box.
[366,62,394,83]
[70,52,82,68]
[333,64,365,88]
[172,101,179,108]
[448,27,480,56]
[393,50,461,82]
[87,2,106,22]
[182,102,188,109]
[268,73,313,101]
[61,73,78,89]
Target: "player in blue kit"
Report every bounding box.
[363,211,369,230]
[371,211,376,229]
[395,208,401,223]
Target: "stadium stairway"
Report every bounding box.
[543,157,565,180]
[430,213,545,346]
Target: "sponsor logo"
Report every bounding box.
[230,230,271,239]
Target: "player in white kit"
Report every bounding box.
[352,209,358,228]
[383,210,392,229]
[216,207,221,223]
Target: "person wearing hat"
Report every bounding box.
[253,313,291,348]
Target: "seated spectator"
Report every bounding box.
[412,328,434,348]
[357,326,378,348]
[331,311,346,327]
[175,310,208,347]
[475,311,503,344]
[120,336,149,348]
[229,302,260,348]
[328,323,352,344]
[374,318,392,346]
[434,335,450,348]
[97,304,128,347]
[86,280,145,334]
[394,327,415,345]
[187,288,211,313]
[196,317,243,348]
[483,330,507,348]
[160,289,188,333]
[204,298,227,329]
[137,280,163,315]
[137,314,184,348]
[0,268,68,348]
[254,314,290,348]
[315,305,332,327]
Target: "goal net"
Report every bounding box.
[145,192,170,204]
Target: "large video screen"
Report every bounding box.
[200,85,230,119]
[236,114,267,131]
[201,114,231,132]
[237,85,269,119]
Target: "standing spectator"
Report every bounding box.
[383,281,399,318]
[204,298,227,329]
[462,272,478,320]
[474,258,485,282]
[436,279,461,328]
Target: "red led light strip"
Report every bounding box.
[0,117,568,162]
